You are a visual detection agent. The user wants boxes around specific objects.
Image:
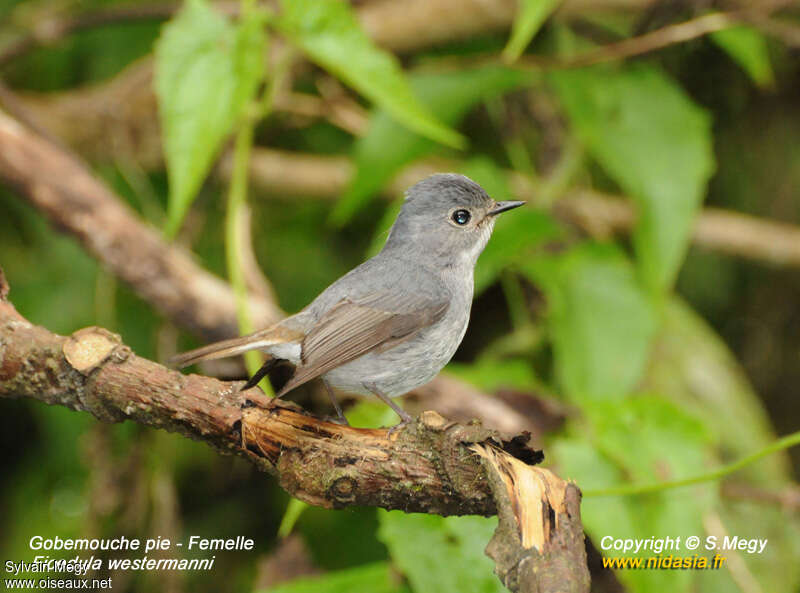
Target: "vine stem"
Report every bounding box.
[223,0,273,392]
[584,430,800,497]
[225,119,271,392]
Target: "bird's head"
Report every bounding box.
[384,173,524,267]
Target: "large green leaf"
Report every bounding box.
[555,395,716,593]
[646,298,789,479]
[278,0,462,149]
[502,0,562,62]
[645,298,800,593]
[524,243,658,401]
[550,65,714,291]
[262,562,406,593]
[563,297,800,593]
[332,66,534,225]
[155,0,264,237]
[378,511,504,593]
[711,26,775,88]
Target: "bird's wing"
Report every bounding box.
[277,292,449,396]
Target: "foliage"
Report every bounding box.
[502,0,562,62]
[524,243,658,400]
[550,64,715,292]
[378,512,505,593]
[277,0,463,148]
[262,562,407,593]
[711,27,775,88]
[1,0,800,592]
[332,66,535,225]
[155,0,265,237]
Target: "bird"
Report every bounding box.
[170,174,524,426]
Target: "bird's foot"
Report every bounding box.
[323,413,350,426]
[386,418,411,437]
[363,381,413,435]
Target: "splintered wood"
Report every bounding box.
[471,443,590,593]
[471,444,567,551]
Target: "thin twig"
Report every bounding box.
[747,15,800,47]
[520,12,742,69]
[582,430,800,497]
[722,482,800,511]
[0,0,661,68]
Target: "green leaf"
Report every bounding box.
[645,298,800,593]
[587,396,713,482]
[446,359,539,393]
[502,0,562,62]
[278,0,462,149]
[550,65,714,291]
[345,399,402,429]
[646,299,800,592]
[378,512,505,593]
[458,156,563,294]
[333,66,534,225]
[711,26,775,88]
[645,298,790,480]
[460,155,513,198]
[523,243,657,401]
[155,0,264,237]
[555,396,716,593]
[261,562,405,593]
[476,208,561,295]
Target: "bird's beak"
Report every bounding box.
[488,200,525,216]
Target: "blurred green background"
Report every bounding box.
[1,0,800,592]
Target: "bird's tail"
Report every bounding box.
[168,324,303,368]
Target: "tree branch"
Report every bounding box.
[558,190,800,268]
[525,11,741,68]
[0,289,495,513]
[0,286,589,593]
[0,108,282,341]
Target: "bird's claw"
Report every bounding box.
[386,417,412,437]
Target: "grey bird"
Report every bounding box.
[170,174,524,426]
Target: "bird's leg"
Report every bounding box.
[323,380,349,426]
[240,358,277,392]
[364,382,413,431]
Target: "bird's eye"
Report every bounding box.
[451,209,471,225]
